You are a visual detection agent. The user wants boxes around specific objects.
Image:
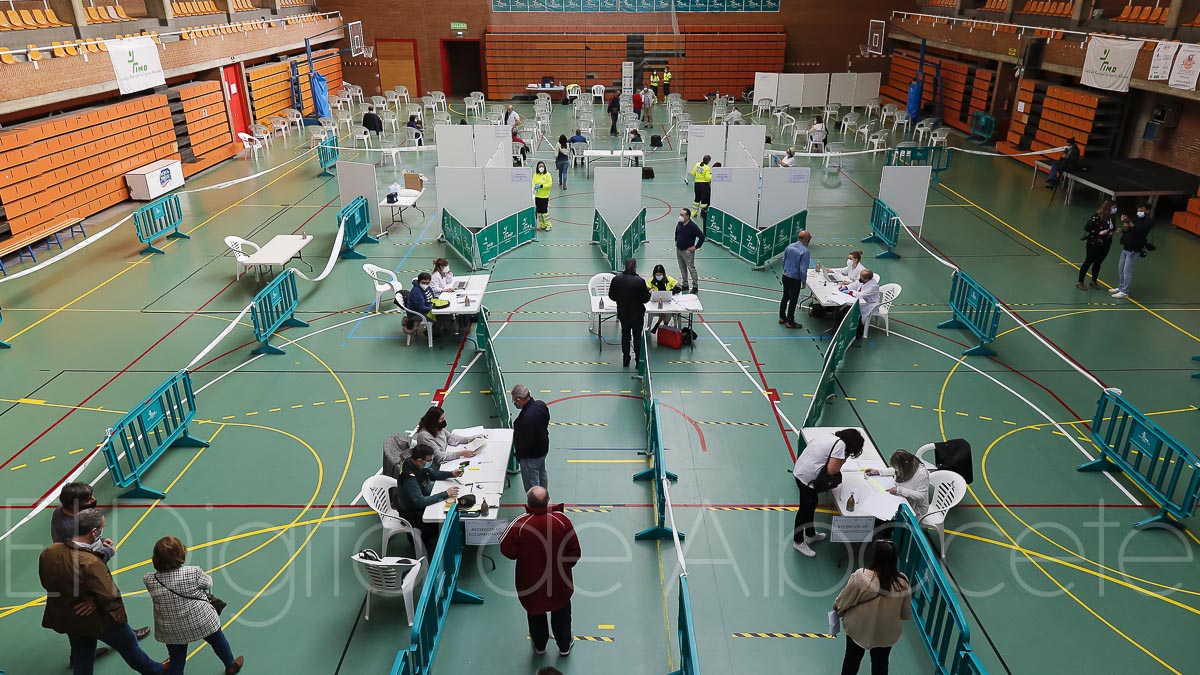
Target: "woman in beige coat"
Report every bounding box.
[833,540,912,674]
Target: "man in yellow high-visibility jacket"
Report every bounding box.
[533,161,553,230]
[649,71,660,96]
[691,155,712,221]
[662,66,672,96]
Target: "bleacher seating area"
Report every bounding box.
[1016,1,1074,17]
[171,1,222,17]
[1111,3,1168,24]
[979,0,1009,11]
[0,7,75,29]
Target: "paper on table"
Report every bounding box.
[856,490,906,521]
[455,426,486,437]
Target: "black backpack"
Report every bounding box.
[642,167,655,179]
[650,134,663,148]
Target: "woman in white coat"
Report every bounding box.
[834,250,865,283]
[867,449,930,519]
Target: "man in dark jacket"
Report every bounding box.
[608,93,621,134]
[607,258,652,368]
[675,208,706,294]
[1111,204,1154,299]
[362,106,384,137]
[500,486,581,658]
[40,509,165,675]
[511,384,551,492]
[1045,138,1079,189]
[394,445,462,554]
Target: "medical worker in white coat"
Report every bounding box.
[834,250,866,283]
[841,268,880,340]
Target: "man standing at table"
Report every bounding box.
[608,258,652,368]
[779,230,812,330]
[500,486,582,658]
[512,384,551,492]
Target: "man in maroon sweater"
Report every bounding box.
[499,486,582,657]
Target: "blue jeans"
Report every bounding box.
[1117,249,1137,293]
[166,629,236,674]
[519,457,548,493]
[69,623,164,675]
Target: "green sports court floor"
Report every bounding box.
[1,100,1198,675]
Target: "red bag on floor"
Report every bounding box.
[657,326,683,349]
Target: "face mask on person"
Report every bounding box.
[846,259,854,268]
[537,166,546,174]
[1137,211,1147,219]
[420,283,430,290]
[655,274,664,281]
[439,420,447,430]
[1110,207,1118,215]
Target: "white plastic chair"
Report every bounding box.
[869,282,901,336]
[431,91,448,113]
[335,110,354,134]
[283,109,304,134]
[823,103,840,124]
[361,475,427,559]
[511,141,526,167]
[839,112,861,135]
[351,552,423,625]
[806,129,827,154]
[353,125,371,149]
[754,97,772,119]
[588,272,614,334]
[406,103,424,123]
[868,129,889,151]
[914,119,937,144]
[921,471,967,559]
[386,90,404,111]
[569,141,589,167]
[309,126,330,148]
[249,124,271,147]
[930,127,951,148]
[268,115,288,137]
[591,84,606,104]
[237,132,262,160]
[396,291,433,348]
[915,442,938,470]
[433,111,451,126]
[880,103,899,126]
[892,111,913,135]
[382,110,400,136]
[403,127,423,148]
[364,264,403,312]
[464,96,481,119]
[371,95,387,110]
[224,236,260,280]
[864,97,882,121]
[379,140,402,168]
[823,141,844,171]
[394,85,410,105]
[855,121,873,145]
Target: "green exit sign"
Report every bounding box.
[450,22,467,31]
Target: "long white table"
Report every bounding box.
[432,273,489,316]
[589,293,703,352]
[805,268,857,308]
[800,426,904,542]
[241,234,314,281]
[584,149,645,176]
[378,189,425,236]
[423,428,514,547]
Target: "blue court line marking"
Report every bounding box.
[344,211,440,341]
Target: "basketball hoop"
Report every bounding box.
[363,46,374,59]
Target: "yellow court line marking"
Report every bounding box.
[941,182,1200,344]
[598,624,615,630]
[0,397,126,415]
[5,150,317,343]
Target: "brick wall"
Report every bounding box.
[1141,100,1200,176]
[317,0,907,98]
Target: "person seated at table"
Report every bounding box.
[406,115,424,145]
[837,268,880,342]
[430,258,455,295]
[512,129,530,164]
[362,106,383,137]
[1045,138,1080,189]
[723,107,743,125]
[414,405,485,467]
[392,444,462,555]
[779,147,797,167]
[407,272,435,319]
[505,105,521,129]
[865,449,930,519]
[811,117,827,134]
[646,263,681,334]
[833,250,865,282]
[567,128,588,145]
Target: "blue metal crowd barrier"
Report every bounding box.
[668,574,701,675]
[133,194,187,255]
[390,505,483,675]
[892,504,984,675]
[634,400,682,541]
[317,136,338,176]
[337,196,378,259]
[954,650,988,675]
[968,112,996,144]
[1078,389,1200,529]
[937,270,1001,357]
[250,269,308,355]
[862,198,902,259]
[98,370,209,499]
[0,305,10,349]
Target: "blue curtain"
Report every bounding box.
[311,72,331,119]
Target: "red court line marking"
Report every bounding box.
[290,196,339,234]
[728,318,797,462]
[545,393,709,453]
[505,288,581,322]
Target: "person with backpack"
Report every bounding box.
[791,429,865,558]
[833,540,912,674]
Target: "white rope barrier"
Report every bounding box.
[661,476,687,575]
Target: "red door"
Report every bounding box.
[223,64,251,136]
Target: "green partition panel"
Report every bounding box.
[591,210,618,270]
[800,301,860,436]
[476,222,500,266]
[442,210,478,269]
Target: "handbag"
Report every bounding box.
[154,573,226,616]
[811,440,843,493]
[828,592,881,636]
[657,325,683,349]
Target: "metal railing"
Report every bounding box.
[250,269,308,355]
[937,269,1001,357]
[133,193,187,255]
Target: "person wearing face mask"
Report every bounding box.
[608,258,652,368]
[40,509,167,675]
[393,445,463,554]
[675,208,705,294]
[646,264,681,334]
[533,161,553,231]
[834,250,865,283]
[414,405,485,467]
[1076,200,1116,290]
[407,272,436,319]
[430,258,454,295]
[779,230,811,330]
[1111,203,1153,299]
[839,268,880,341]
[690,155,712,222]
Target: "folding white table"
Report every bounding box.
[589,293,703,352]
[584,149,645,176]
[799,426,903,543]
[378,189,425,236]
[423,428,514,546]
[240,234,314,281]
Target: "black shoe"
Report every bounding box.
[134,626,150,641]
[559,640,573,657]
[785,322,802,329]
[623,357,631,367]
[692,286,699,293]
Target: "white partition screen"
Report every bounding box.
[484,167,534,226]
[879,165,932,233]
[853,72,882,107]
[335,160,380,234]
[726,125,766,168]
[436,166,486,230]
[759,167,811,228]
[776,73,805,107]
[436,125,475,167]
[753,72,779,105]
[594,167,643,233]
[474,124,509,168]
[710,167,761,228]
[684,125,726,179]
[800,73,830,109]
[829,73,856,107]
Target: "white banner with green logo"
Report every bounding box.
[109,36,165,95]
[1081,36,1138,93]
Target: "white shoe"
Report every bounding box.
[805,532,827,544]
[1112,292,1129,299]
[792,541,816,557]
[1108,287,1121,294]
